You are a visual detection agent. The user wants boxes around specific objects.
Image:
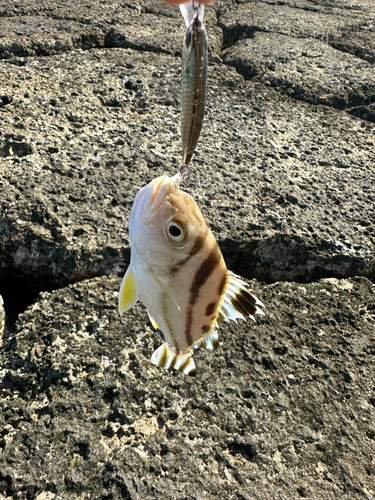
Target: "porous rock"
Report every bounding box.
[222,31,375,109]
[0,49,374,287]
[0,0,375,498]
[0,275,374,499]
[219,0,374,48]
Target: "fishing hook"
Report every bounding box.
[177,162,192,184]
[192,1,201,12]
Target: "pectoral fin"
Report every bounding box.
[118,267,137,316]
[151,343,196,376]
[147,268,180,311]
[217,271,265,324]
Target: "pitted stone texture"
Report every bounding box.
[222,31,375,110]
[219,0,374,47]
[0,49,374,287]
[1,1,375,498]
[219,1,375,113]
[0,2,222,60]
[0,275,374,499]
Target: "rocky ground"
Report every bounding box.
[0,0,374,499]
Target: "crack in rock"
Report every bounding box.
[0,2,375,496]
[0,275,374,498]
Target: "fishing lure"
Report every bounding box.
[179,1,207,176]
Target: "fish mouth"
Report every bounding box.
[149,177,166,206]
[141,175,177,223]
[134,177,167,215]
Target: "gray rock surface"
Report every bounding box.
[222,31,375,109]
[220,1,375,108]
[0,0,374,498]
[0,49,374,287]
[0,275,374,499]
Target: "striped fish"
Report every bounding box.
[118,175,264,376]
[180,1,207,172]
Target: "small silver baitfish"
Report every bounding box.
[180,1,207,173]
[118,175,265,376]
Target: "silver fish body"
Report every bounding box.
[181,10,207,170]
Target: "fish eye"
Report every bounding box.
[166,221,186,242]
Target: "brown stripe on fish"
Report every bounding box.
[169,353,178,369]
[218,273,228,297]
[231,289,257,317]
[205,302,216,316]
[159,345,168,367]
[189,243,222,305]
[180,357,196,376]
[184,243,223,346]
[169,234,206,275]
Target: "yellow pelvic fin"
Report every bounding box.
[147,311,159,330]
[118,267,137,317]
[151,343,196,376]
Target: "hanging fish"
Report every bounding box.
[118,175,265,376]
[179,1,207,173]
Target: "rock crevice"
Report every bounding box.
[0,1,374,498]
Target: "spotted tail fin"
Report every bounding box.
[151,343,196,376]
[217,271,265,324]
